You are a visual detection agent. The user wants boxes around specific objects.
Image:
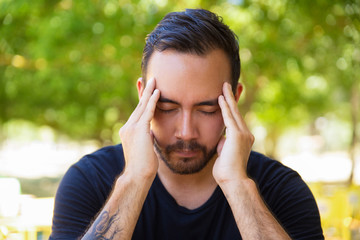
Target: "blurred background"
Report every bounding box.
[0,0,359,239]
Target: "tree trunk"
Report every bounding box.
[348,80,359,185]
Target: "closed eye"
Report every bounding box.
[199,110,218,116]
[156,100,179,114]
[157,107,177,114]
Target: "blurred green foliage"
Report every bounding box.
[1,1,360,238]
[0,0,359,152]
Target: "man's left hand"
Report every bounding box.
[213,82,255,185]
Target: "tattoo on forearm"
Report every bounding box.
[88,209,122,240]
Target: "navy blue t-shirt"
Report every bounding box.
[50,144,324,239]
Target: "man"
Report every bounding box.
[50,9,324,239]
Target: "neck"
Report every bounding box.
[157,155,218,210]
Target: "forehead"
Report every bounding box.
[147,49,231,103]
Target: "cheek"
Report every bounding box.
[200,115,225,141]
[150,112,174,144]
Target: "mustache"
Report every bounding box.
[165,140,205,154]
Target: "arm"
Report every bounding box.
[219,178,291,239]
[82,78,160,240]
[82,173,154,239]
[213,82,291,239]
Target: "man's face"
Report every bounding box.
[144,49,232,175]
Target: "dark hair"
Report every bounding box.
[141,8,241,92]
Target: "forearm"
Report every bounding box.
[220,178,291,240]
[82,172,155,240]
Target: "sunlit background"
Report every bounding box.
[0,0,359,239]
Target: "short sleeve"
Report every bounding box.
[248,152,324,240]
[50,163,102,239]
[270,172,324,239]
[49,144,125,239]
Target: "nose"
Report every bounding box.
[175,111,198,141]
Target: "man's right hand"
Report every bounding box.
[119,77,160,180]
[82,78,160,240]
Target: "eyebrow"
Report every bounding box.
[158,97,179,104]
[158,97,219,106]
[195,99,219,106]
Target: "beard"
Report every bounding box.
[154,139,217,175]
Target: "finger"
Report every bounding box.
[129,78,156,122]
[140,77,156,102]
[218,95,239,131]
[222,82,248,131]
[140,88,160,125]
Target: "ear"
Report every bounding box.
[137,77,145,99]
[234,82,243,102]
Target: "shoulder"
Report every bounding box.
[58,143,125,212]
[247,151,306,203]
[247,151,298,184]
[248,151,324,239]
[51,144,125,239]
[67,144,125,196]
[74,143,125,176]
[58,143,125,198]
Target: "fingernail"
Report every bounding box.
[145,78,154,88]
[218,95,224,102]
[227,82,232,90]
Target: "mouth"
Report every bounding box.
[173,149,200,158]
